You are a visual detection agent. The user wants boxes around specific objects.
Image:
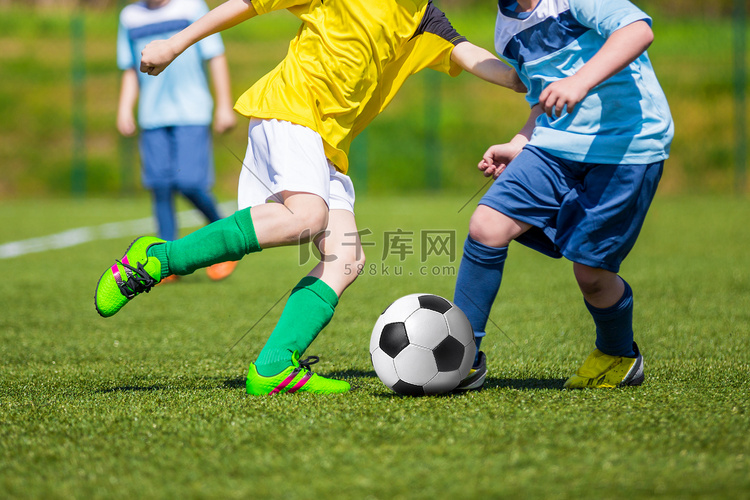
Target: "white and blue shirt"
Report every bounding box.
[117,0,225,129]
[495,0,674,164]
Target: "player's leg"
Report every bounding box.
[454,146,567,390]
[461,204,532,326]
[574,264,634,356]
[254,210,361,376]
[454,206,530,391]
[94,119,331,318]
[94,191,328,317]
[151,185,178,241]
[560,160,663,389]
[247,205,360,394]
[563,263,643,389]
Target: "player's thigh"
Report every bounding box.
[469,205,531,247]
[139,127,175,188]
[558,160,663,272]
[172,125,213,189]
[238,119,330,210]
[474,146,567,246]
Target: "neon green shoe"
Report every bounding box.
[94,236,166,318]
[246,352,351,395]
[564,342,644,389]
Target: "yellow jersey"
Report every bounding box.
[235,0,466,173]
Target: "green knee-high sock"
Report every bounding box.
[255,277,339,377]
[147,208,260,277]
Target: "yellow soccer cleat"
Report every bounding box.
[564,342,644,389]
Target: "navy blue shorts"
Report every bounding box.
[479,145,663,273]
[139,125,214,190]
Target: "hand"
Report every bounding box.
[213,105,237,134]
[116,111,137,136]
[538,74,588,118]
[140,39,179,76]
[478,143,523,179]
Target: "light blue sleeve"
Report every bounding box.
[197,33,225,60]
[569,0,651,38]
[116,20,134,70]
[193,0,225,61]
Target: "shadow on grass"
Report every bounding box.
[223,377,245,389]
[221,369,377,390]
[98,376,244,393]
[484,377,567,390]
[97,384,170,393]
[97,373,566,394]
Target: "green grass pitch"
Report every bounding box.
[1,194,749,499]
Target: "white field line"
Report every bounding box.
[0,201,237,259]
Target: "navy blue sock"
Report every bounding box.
[152,186,177,241]
[453,236,507,365]
[585,280,636,357]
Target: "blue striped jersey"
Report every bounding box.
[494,0,674,164]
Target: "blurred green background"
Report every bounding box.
[0,0,748,199]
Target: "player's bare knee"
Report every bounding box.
[469,213,509,247]
[574,264,608,296]
[340,246,366,284]
[469,207,530,248]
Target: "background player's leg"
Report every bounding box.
[151,185,177,241]
[181,187,222,224]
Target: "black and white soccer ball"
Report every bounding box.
[370,293,475,396]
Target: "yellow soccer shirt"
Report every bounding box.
[235,0,466,173]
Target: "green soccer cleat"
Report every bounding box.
[246,351,351,395]
[455,350,487,391]
[94,236,166,318]
[564,342,644,389]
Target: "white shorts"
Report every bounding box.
[237,118,356,213]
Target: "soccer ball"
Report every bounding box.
[370,293,475,396]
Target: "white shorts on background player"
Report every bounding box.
[237,119,356,214]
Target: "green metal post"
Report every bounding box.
[734,0,747,195]
[349,130,368,194]
[118,135,137,194]
[71,8,87,196]
[425,71,441,191]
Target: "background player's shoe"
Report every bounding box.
[206,260,238,281]
[246,351,351,395]
[157,274,180,285]
[564,342,644,389]
[94,236,165,318]
[455,351,487,391]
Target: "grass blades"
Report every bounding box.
[1,194,749,499]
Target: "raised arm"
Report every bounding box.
[539,20,654,117]
[141,0,257,76]
[451,41,526,93]
[208,54,237,133]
